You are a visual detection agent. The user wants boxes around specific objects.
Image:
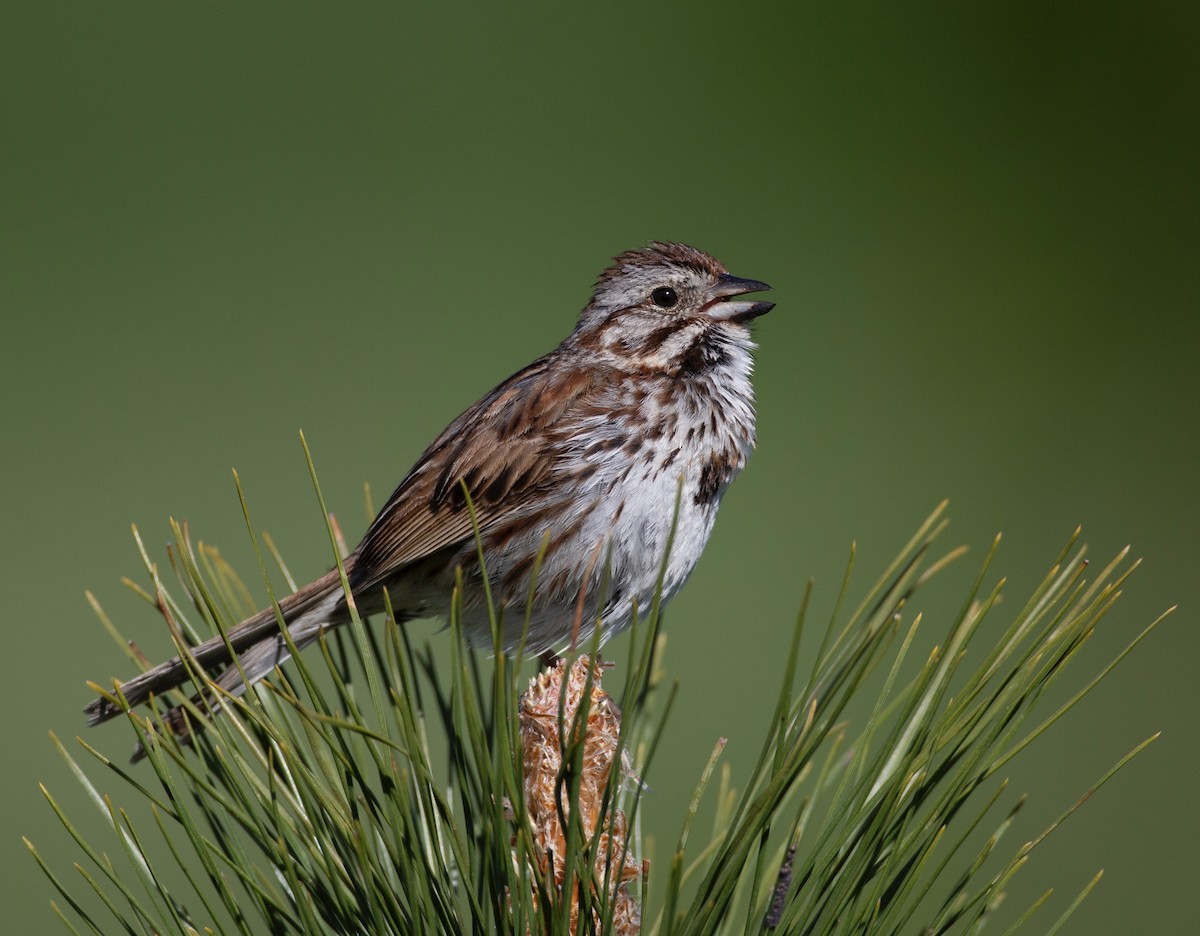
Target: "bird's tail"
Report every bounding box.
[84,566,350,732]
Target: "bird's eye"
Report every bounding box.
[651,286,679,308]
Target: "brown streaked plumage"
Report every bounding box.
[85,242,775,754]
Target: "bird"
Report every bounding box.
[85,241,774,737]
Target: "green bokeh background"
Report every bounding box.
[3,3,1196,933]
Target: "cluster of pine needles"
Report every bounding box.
[27,463,1166,935]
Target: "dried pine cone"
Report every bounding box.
[516,656,644,934]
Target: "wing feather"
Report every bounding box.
[351,351,600,592]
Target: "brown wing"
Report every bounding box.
[350,349,601,593]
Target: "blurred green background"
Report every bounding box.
[2,2,1196,932]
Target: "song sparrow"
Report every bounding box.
[85,242,774,729]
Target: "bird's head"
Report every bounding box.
[572,242,774,375]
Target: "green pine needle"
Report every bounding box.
[33,460,1167,935]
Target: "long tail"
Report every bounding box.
[84,566,349,727]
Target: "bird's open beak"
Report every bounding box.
[707,273,775,324]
